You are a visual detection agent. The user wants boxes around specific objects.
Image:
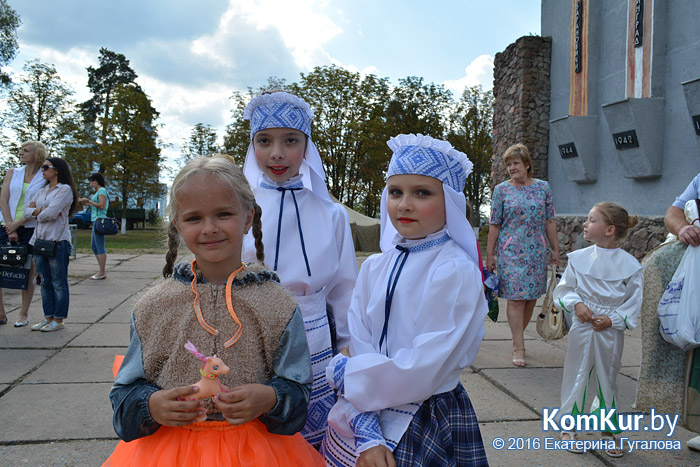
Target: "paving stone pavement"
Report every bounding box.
[1,253,699,466]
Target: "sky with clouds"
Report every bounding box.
[7,0,541,171]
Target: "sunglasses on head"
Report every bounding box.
[41,164,55,171]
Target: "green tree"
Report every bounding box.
[0,0,20,87]
[102,83,162,214]
[387,77,453,139]
[447,85,494,224]
[181,123,218,164]
[81,48,138,149]
[2,60,76,157]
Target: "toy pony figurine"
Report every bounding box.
[184,341,231,400]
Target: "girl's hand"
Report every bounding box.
[148,385,206,426]
[28,201,36,208]
[357,445,396,467]
[340,346,351,357]
[78,197,89,204]
[574,302,593,323]
[7,230,18,242]
[592,315,612,332]
[485,255,497,273]
[213,383,277,425]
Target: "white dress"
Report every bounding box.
[554,245,643,427]
[323,229,487,461]
[242,173,357,446]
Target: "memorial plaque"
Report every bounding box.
[612,130,639,150]
[558,142,579,159]
[574,1,583,73]
[634,0,644,47]
[693,115,700,136]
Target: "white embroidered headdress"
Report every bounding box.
[242,92,331,202]
[380,134,480,265]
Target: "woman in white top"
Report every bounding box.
[0,141,46,327]
[24,158,79,332]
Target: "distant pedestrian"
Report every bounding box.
[78,172,109,280]
[105,155,323,466]
[486,143,560,367]
[554,202,642,457]
[26,158,80,332]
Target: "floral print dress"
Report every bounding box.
[490,179,555,300]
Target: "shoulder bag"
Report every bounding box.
[536,265,568,340]
[33,239,57,257]
[95,217,119,235]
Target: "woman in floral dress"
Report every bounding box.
[486,143,560,367]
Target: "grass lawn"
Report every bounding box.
[76,228,167,254]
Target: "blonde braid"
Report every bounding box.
[163,221,180,278]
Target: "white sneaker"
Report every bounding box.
[41,321,64,332]
[31,319,51,331]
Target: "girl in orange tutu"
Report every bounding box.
[104,155,323,466]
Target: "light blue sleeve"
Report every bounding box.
[672,173,700,209]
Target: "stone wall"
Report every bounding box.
[492,36,552,185]
[556,215,667,263]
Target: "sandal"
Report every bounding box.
[512,349,526,367]
[13,320,28,327]
[90,274,106,280]
[0,318,7,325]
[561,431,583,454]
[600,435,623,457]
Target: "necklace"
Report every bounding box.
[190,260,246,348]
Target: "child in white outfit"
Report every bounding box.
[241,91,357,448]
[554,202,643,458]
[321,134,488,466]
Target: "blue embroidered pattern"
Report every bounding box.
[350,411,385,451]
[388,145,466,191]
[330,354,348,394]
[250,102,311,138]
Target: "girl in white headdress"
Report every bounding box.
[321,134,488,466]
[241,91,358,448]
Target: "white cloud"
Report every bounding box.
[443,54,494,96]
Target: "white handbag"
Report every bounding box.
[536,265,568,340]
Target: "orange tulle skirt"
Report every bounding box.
[103,419,324,466]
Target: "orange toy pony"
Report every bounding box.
[184,341,231,400]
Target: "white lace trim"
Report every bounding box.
[243,91,314,120]
[387,133,473,177]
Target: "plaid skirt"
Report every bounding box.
[393,383,488,466]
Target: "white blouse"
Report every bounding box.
[242,174,357,345]
[553,245,643,330]
[343,229,487,412]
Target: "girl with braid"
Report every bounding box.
[104,155,323,466]
[241,91,358,448]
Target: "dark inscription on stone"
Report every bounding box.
[693,115,700,136]
[634,0,644,48]
[559,143,579,159]
[575,1,583,72]
[612,130,639,150]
